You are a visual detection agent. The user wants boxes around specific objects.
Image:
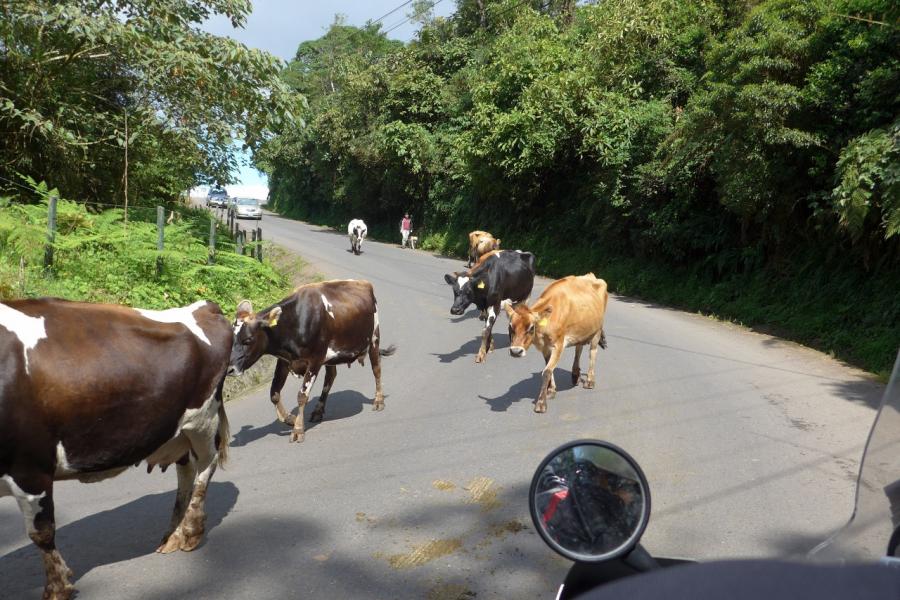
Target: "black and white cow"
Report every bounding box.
[229,280,395,443]
[0,298,232,600]
[347,219,367,255]
[444,250,536,363]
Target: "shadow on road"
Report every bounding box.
[308,227,343,237]
[764,530,833,559]
[0,482,239,597]
[432,334,510,363]
[231,420,290,447]
[824,379,884,410]
[231,390,372,447]
[132,482,555,600]
[479,367,580,412]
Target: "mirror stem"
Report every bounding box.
[624,544,660,572]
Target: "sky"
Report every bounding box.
[199,1,458,197]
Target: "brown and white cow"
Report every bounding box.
[467,230,501,267]
[0,298,232,600]
[229,279,395,443]
[503,273,609,413]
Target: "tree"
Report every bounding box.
[0,0,302,205]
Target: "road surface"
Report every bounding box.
[1,211,885,599]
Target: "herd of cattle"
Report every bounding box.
[0,227,607,599]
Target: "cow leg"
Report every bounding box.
[369,342,386,411]
[158,392,227,552]
[585,331,602,389]
[291,367,319,443]
[310,365,337,423]
[270,359,296,426]
[536,345,563,413]
[7,474,74,599]
[157,453,194,551]
[572,344,583,386]
[158,443,218,553]
[476,304,499,363]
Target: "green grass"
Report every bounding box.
[0,197,289,314]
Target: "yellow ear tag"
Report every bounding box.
[538,318,548,327]
[269,316,279,327]
[477,281,485,289]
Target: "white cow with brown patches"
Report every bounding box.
[504,273,609,413]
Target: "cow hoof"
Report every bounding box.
[289,431,305,443]
[372,401,385,412]
[571,373,580,386]
[583,380,595,390]
[310,409,325,423]
[157,533,183,554]
[475,355,485,364]
[179,533,203,552]
[534,403,547,414]
[42,583,75,600]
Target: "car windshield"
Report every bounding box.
[238,198,258,206]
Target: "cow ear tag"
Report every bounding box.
[477,281,485,289]
[538,318,548,327]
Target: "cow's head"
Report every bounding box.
[504,301,549,358]
[444,272,480,315]
[229,300,282,375]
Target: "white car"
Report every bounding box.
[234,198,262,220]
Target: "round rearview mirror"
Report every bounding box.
[529,440,651,563]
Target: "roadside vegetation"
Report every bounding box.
[259,0,899,375]
[0,187,287,311]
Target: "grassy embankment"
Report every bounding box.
[272,204,897,379]
[0,197,319,399]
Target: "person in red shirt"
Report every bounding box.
[400,213,412,248]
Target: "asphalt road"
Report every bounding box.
[0,211,886,599]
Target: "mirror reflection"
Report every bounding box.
[534,444,647,559]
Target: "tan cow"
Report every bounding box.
[467,230,501,267]
[503,273,608,413]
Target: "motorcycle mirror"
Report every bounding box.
[529,440,651,563]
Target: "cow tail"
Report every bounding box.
[599,330,608,350]
[379,344,398,357]
[215,380,230,468]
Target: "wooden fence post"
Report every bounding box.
[44,194,58,271]
[236,227,243,255]
[251,229,257,259]
[156,205,164,276]
[256,227,263,262]
[208,219,216,265]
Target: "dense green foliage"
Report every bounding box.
[0,0,301,206]
[0,185,287,312]
[261,0,899,373]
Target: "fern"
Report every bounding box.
[0,192,288,312]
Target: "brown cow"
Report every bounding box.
[229,280,395,443]
[467,230,501,267]
[503,274,609,413]
[0,299,232,599]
